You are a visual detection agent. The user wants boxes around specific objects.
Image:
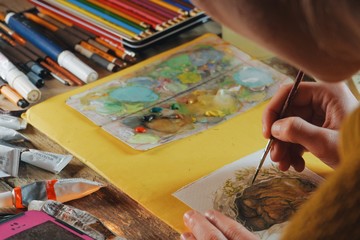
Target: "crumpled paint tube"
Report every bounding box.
[20,149,73,174]
[0,178,104,208]
[0,144,20,177]
[0,126,28,142]
[29,200,126,240]
[0,115,27,130]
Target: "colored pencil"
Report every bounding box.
[37,5,135,59]
[97,0,165,31]
[55,0,142,39]
[45,57,84,85]
[74,44,119,72]
[163,0,192,12]
[104,0,170,26]
[87,0,150,29]
[149,0,187,16]
[130,0,182,21]
[95,37,137,63]
[0,22,26,45]
[24,12,120,72]
[67,0,148,35]
[79,41,127,68]
[40,60,74,86]
[32,0,131,43]
[37,12,92,42]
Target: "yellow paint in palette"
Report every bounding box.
[65,34,293,150]
[178,72,202,84]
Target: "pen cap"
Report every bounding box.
[7,69,41,103]
[58,50,98,83]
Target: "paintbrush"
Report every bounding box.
[251,70,304,185]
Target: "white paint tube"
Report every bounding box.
[21,149,72,174]
[0,126,28,142]
[0,178,104,208]
[0,144,20,177]
[0,115,27,130]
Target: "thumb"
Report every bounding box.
[271,117,339,167]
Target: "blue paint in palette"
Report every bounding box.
[109,86,159,103]
[233,67,274,89]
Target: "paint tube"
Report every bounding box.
[0,142,72,174]
[0,144,20,177]
[20,149,72,174]
[0,126,28,142]
[0,114,27,130]
[0,178,104,208]
[28,200,126,240]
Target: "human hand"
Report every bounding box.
[262,82,358,170]
[181,210,258,240]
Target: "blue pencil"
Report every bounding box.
[67,0,144,35]
[163,0,193,12]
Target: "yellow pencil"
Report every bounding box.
[87,0,150,29]
[55,0,140,40]
[149,0,187,16]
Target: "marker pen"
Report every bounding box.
[0,38,49,79]
[23,12,119,73]
[0,42,45,88]
[0,77,29,108]
[0,52,41,103]
[5,12,98,83]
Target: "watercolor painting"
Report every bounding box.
[173,150,323,240]
[67,34,293,150]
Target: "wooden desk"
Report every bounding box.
[0,1,221,239]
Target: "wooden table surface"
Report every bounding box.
[0,1,221,239]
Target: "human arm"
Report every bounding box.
[192,0,360,82]
[262,82,358,170]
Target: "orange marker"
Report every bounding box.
[0,77,29,108]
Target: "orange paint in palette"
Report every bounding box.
[66,34,293,150]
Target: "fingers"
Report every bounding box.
[262,82,323,139]
[271,141,305,171]
[180,232,196,240]
[262,84,293,138]
[204,210,259,240]
[183,210,227,240]
[271,117,340,168]
[182,210,258,240]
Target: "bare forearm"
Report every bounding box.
[193,0,360,81]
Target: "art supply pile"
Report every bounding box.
[0,114,73,177]
[29,0,206,48]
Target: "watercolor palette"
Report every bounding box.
[66,34,293,150]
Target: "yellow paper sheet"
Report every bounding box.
[24,33,332,233]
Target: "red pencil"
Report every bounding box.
[96,0,164,30]
[130,0,179,20]
[30,0,125,47]
[103,0,169,25]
